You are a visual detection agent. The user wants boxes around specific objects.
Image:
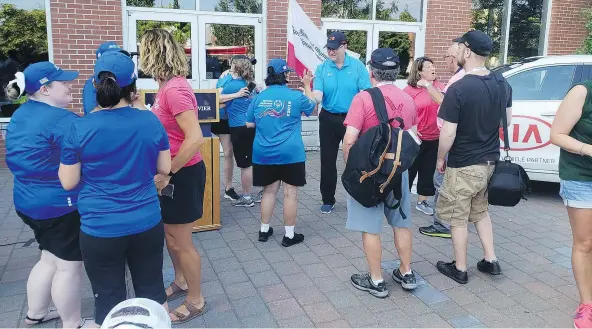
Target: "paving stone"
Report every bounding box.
[0,294,25,313]
[449,315,484,328]
[316,319,351,328]
[338,306,379,327]
[414,312,453,328]
[258,283,292,303]
[206,247,235,261]
[281,273,315,290]
[291,251,322,266]
[234,248,264,263]
[523,281,563,299]
[302,302,341,324]
[276,315,314,328]
[325,289,363,309]
[240,311,278,328]
[201,280,226,297]
[308,243,338,257]
[271,261,303,276]
[231,295,270,318]
[1,268,29,283]
[212,256,243,273]
[511,291,554,312]
[301,262,333,278]
[217,268,249,285]
[313,276,348,293]
[242,259,273,274]
[203,309,241,328]
[290,286,328,306]
[248,270,281,288]
[0,311,20,327]
[200,238,228,250]
[267,298,306,321]
[430,300,470,320]
[376,309,417,327]
[225,281,258,300]
[411,284,450,305]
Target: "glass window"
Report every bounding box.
[471,0,505,68]
[507,0,543,63]
[126,0,196,10]
[506,65,576,101]
[327,29,368,63]
[322,0,371,20]
[375,0,422,22]
[378,31,415,79]
[136,20,193,79]
[0,1,48,118]
[205,24,255,79]
[200,0,262,14]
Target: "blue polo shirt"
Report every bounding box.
[313,54,371,114]
[60,107,170,238]
[218,76,255,127]
[246,85,315,165]
[216,74,232,120]
[6,100,80,219]
[82,77,96,115]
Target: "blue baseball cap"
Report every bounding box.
[23,62,79,95]
[93,52,137,88]
[367,48,400,70]
[95,41,122,59]
[325,31,347,50]
[267,58,294,74]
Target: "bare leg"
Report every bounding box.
[418,195,427,202]
[51,257,83,328]
[241,167,253,195]
[451,226,469,271]
[474,214,497,262]
[362,232,383,281]
[393,227,412,273]
[261,181,281,225]
[283,183,299,227]
[569,207,592,304]
[25,250,56,321]
[219,134,234,189]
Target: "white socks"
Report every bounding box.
[372,278,384,285]
[285,226,295,239]
[260,223,270,233]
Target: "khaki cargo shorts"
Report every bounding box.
[435,164,495,228]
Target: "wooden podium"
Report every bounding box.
[192,136,221,232]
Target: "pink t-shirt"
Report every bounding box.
[403,80,445,141]
[152,77,202,167]
[437,69,466,129]
[344,84,417,134]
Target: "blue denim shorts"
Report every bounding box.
[560,179,592,209]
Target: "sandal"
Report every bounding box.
[169,300,208,325]
[166,282,188,302]
[25,308,60,326]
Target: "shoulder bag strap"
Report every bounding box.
[493,71,510,159]
[364,87,390,124]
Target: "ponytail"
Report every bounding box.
[95,71,136,108]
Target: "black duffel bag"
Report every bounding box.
[487,72,531,207]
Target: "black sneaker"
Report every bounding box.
[224,188,241,201]
[258,227,274,242]
[436,261,468,284]
[282,233,304,247]
[477,259,502,275]
[350,273,388,298]
[392,268,417,290]
[418,225,451,239]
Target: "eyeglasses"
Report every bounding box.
[327,45,345,54]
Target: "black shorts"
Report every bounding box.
[229,126,255,168]
[211,119,230,135]
[160,161,206,225]
[253,162,306,187]
[17,210,82,261]
[80,222,166,325]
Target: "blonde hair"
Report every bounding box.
[407,57,433,88]
[139,29,189,81]
[232,59,254,82]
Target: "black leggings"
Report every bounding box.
[408,139,439,197]
[80,221,166,325]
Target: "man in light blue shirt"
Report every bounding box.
[302,31,372,214]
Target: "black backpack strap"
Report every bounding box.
[493,71,510,159]
[364,87,390,124]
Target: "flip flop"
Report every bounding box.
[25,308,60,326]
[169,301,208,325]
[166,281,188,302]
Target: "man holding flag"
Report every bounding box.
[302,31,372,214]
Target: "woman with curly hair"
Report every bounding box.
[139,28,207,324]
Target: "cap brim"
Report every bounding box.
[325,42,340,50]
[54,70,79,82]
[452,37,465,43]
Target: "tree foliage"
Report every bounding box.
[0,4,48,65]
[579,8,592,54]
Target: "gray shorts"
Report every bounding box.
[346,171,412,234]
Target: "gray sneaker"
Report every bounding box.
[254,190,263,203]
[350,273,388,298]
[233,196,255,207]
[416,200,434,215]
[320,204,334,214]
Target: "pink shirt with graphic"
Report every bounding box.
[344,84,417,134]
[437,69,466,129]
[152,77,202,166]
[403,80,445,141]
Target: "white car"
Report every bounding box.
[494,55,592,183]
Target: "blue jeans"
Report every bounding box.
[432,168,451,232]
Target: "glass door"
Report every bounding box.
[321,20,373,64]
[197,16,263,89]
[126,11,199,90]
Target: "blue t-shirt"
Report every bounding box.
[246,85,315,165]
[82,77,96,115]
[6,100,80,219]
[216,74,232,120]
[313,54,372,114]
[60,107,170,238]
[218,76,255,127]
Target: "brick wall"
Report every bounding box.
[50,0,124,114]
[424,0,472,82]
[547,0,592,55]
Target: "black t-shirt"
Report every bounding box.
[438,73,512,168]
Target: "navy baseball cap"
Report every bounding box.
[367,48,400,70]
[231,55,257,65]
[93,52,137,88]
[453,30,493,57]
[325,31,347,50]
[267,58,294,74]
[23,62,79,95]
[95,41,122,59]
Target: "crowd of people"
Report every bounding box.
[1,25,591,329]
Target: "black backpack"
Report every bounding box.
[341,87,420,216]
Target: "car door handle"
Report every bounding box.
[541,112,556,117]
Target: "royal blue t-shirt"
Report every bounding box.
[82,77,96,115]
[218,76,255,127]
[60,107,170,238]
[216,75,232,120]
[6,100,80,219]
[246,85,315,165]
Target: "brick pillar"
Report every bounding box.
[424,0,472,82]
[50,0,124,114]
[547,0,592,55]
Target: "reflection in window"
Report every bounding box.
[0,2,48,117]
[376,0,422,22]
[126,0,196,10]
[471,0,505,68]
[205,24,255,79]
[378,32,415,79]
[327,30,367,64]
[506,65,576,101]
[200,0,262,14]
[136,21,192,79]
[322,0,371,20]
[508,0,542,63]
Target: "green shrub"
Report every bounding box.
[579,8,592,54]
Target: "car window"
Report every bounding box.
[584,65,592,81]
[506,65,576,101]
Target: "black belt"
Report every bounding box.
[323,110,347,117]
